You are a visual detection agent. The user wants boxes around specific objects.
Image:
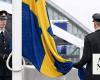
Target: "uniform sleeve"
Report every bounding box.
[0,53,4,61]
[73,36,92,68]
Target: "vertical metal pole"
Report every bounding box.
[12,0,22,80]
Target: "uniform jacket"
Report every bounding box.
[0,30,12,76]
[74,29,100,80]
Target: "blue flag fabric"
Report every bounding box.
[22,0,85,79]
[78,67,86,80]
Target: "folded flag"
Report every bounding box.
[22,0,84,79]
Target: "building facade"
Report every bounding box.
[46,0,91,62]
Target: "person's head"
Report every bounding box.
[92,13,100,30]
[0,10,8,29]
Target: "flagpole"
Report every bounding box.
[12,0,22,80]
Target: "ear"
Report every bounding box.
[93,22,96,29]
[94,22,96,26]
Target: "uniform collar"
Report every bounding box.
[95,29,100,32]
[0,28,5,33]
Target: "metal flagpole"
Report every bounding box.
[12,0,22,80]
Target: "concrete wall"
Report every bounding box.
[23,65,80,80]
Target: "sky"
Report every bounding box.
[51,0,100,31]
[0,1,12,14]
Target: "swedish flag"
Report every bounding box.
[22,0,73,77]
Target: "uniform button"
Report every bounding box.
[4,41,6,44]
[5,47,7,49]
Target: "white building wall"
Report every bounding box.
[23,66,80,80]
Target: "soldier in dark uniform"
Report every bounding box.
[0,10,12,80]
[73,13,100,80]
